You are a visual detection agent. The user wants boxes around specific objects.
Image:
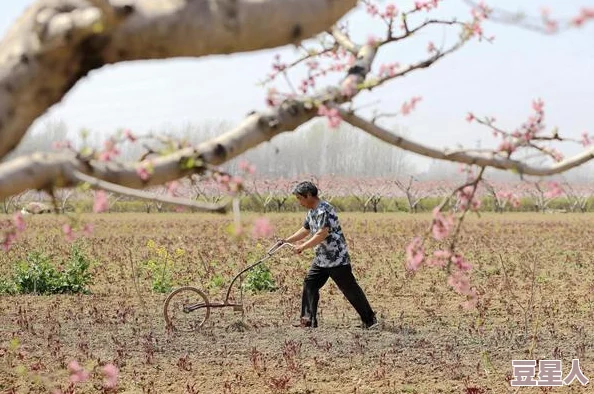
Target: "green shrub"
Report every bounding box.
[0,277,17,295]
[150,270,172,293]
[142,240,187,293]
[242,264,277,293]
[57,244,94,294]
[142,256,173,293]
[13,251,61,294]
[209,273,226,289]
[8,245,93,295]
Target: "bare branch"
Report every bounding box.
[260,43,338,86]
[365,39,467,91]
[340,110,594,177]
[385,19,465,44]
[71,170,228,213]
[462,0,583,34]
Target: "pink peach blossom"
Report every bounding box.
[2,232,16,251]
[13,212,25,232]
[431,208,454,240]
[405,237,424,271]
[63,224,75,242]
[136,166,150,181]
[447,271,470,294]
[318,104,342,129]
[123,129,136,142]
[451,253,472,271]
[68,360,89,383]
[252,217,274,239]
[93,190,109,213]
[82,223,94,236]
[544,182,563,198]
[427,249,451,267]
[102,363,119,389]
[383,4,398,19]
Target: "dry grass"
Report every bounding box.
[1,212,593,393]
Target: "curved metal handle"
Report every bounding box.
[266,240,295,255]
[224,240,295,304]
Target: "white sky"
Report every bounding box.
[1,0,593,173]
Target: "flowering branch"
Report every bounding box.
[365,39,467,92]
[0,20,380,201]
[463,1,594,34]
[340,110,594,177]
[0,0,358,159]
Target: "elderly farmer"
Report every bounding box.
[281,181,377,329]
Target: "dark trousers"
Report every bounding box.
[301,263,375,327]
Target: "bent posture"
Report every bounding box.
[282,181,377,329]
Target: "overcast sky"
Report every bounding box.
[1,0,593,172]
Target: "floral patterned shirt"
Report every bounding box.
[303,201,350,268]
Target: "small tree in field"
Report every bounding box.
[248,177,292,212]
[1,192,26,214]
[561,181,591,213]
[482,181,521,213]
[525,180,563,213]
[0,0,593,307]
[395,176,434,213]
[352,179,386,213]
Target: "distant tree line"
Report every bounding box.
[2,119,415,179]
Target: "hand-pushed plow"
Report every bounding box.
[163,240,293,332]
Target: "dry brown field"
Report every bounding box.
[1,212,594,393]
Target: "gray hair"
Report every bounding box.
[292,181,318,197]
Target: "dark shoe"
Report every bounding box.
[364,321,379,330]
[361,315,379,330]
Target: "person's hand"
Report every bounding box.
[294,244,304,254]
[274,237,285,245]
